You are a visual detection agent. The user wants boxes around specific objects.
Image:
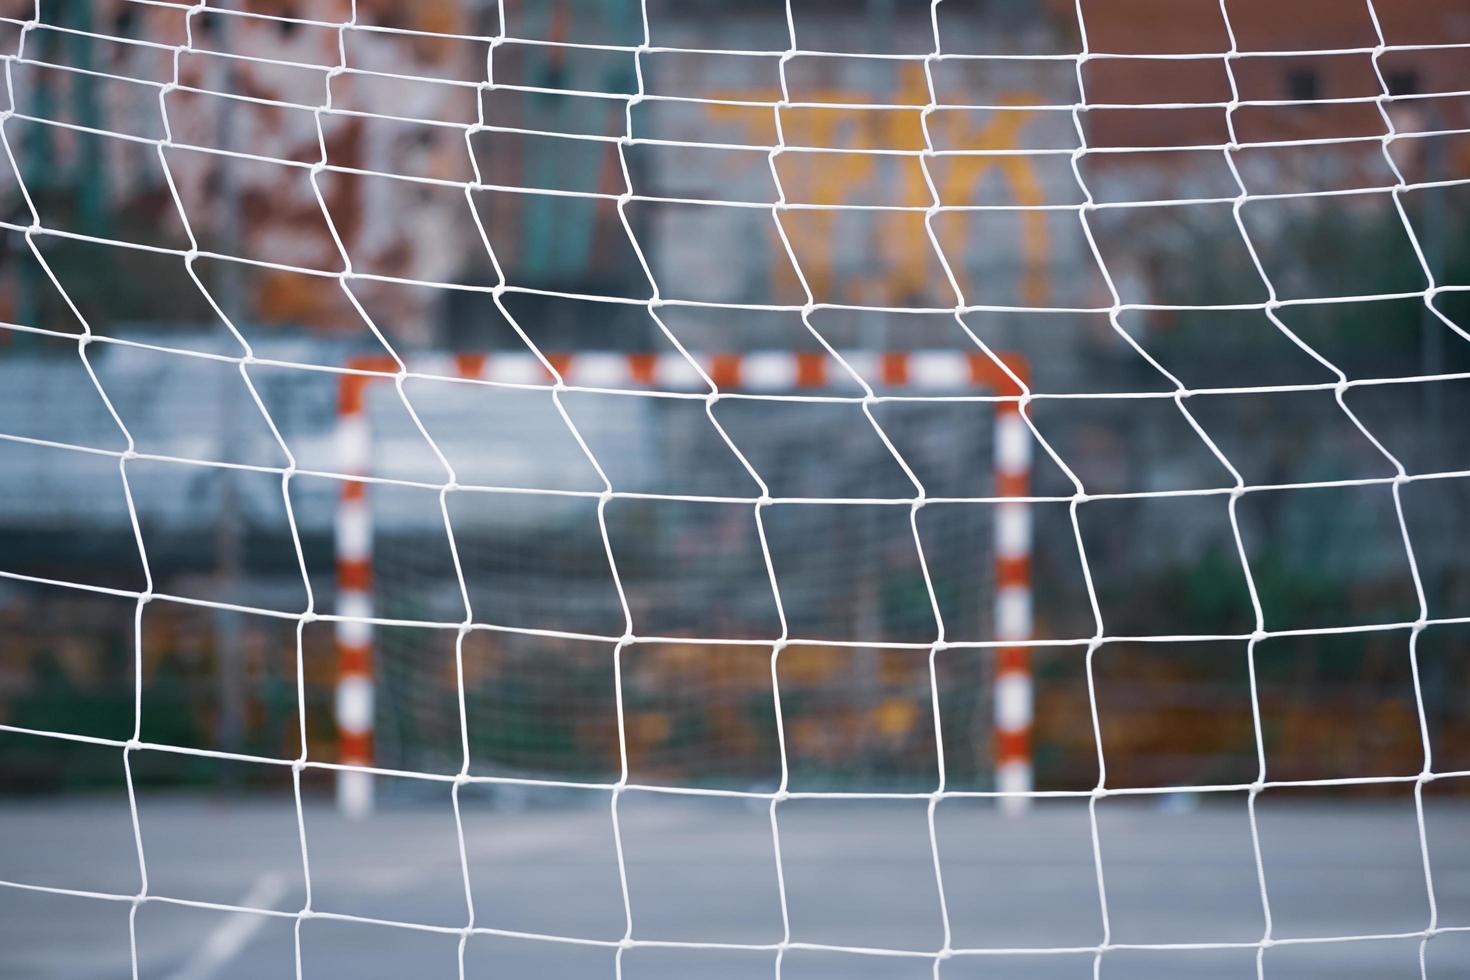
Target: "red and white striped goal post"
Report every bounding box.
[334,349,1033,816]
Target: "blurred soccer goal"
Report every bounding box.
[333,349,1034,815]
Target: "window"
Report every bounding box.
[1286,68,1320,102]
[1387,70,1420,97]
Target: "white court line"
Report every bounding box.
[165,871,291,980]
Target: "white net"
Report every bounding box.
[2,0,1470,977]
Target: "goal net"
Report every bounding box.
[1,0,1468,976]
[354,350,1033,798]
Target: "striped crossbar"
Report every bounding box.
[336,349,1026,396]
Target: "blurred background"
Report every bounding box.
[2,0,1468,796]
[2,1,1470,976]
